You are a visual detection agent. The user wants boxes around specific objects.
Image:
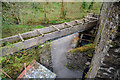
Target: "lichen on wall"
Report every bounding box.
[87,2,120,78]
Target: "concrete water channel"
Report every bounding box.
[51,33,83,78]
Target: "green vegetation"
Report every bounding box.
[2,2,102,38]
[88,0,94,9]
[1,2,102,79]
[95,7,108,44]
[2,2,102,25]
[2,24,44,38]
[68,44,96,53]
[85,65,92,78]
[49,19,69,24]
[65,64,74,70]
[0,41,51,79]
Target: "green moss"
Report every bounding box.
[65,64,74,70]
[85,65,92,78]
[95,7,109,44]
[1,41,51,79]
[88,53,93,57]
[69,44,96,53]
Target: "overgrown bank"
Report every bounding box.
[2,25,45,38]
[0,41,52,79]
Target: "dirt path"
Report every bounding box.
[51,33,83,78]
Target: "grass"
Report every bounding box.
[2,24,45,38]
[2,2,102,38]
[3,2,102,25]
[0,41,51,79]
[0,2,102,79]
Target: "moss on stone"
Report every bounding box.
[85,65,92,78]
[65,64,74,70]
[95,7,109,44]
[68,44,96,53]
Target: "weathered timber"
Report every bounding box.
[79,34,83,43]
[0,20,84,44]
[51,25,60,31]
[75,20,84,25]
[18,34,24,42]
[36,29,44,36]
[0,20,97,56]
[64,22,73,27]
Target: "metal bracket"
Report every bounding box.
[52,25,60,31]
[64,22,73,27]
[18,34,24,42]
[75,20,84,25]
[36,29,44,36]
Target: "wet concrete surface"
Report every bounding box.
[51,33,83,78]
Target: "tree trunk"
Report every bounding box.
[61,0,66,19]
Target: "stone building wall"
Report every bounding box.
[87,1,120,79]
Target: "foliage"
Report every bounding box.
[0,41,51,79]
[82,1,87,9]
[2,2,102,38]
[88,1,94,9]
[2,2,102,25]
[2,24,44,38]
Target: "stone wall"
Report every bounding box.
[39,42,53,71]
[65,29,96,71]
[66,51,88,71]
[87,2,120,79]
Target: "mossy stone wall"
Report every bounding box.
[87,2,120,78]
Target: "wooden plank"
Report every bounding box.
[79,34,83,43]
[85,16,98,20]
[36,29,44,36]
[16,60,36,80]
[18,34,24,42]
[75,20,84,25]
[51,25,60,31]
[64,22,73,27]
[0,20,97,56]
[0,20,82,44]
